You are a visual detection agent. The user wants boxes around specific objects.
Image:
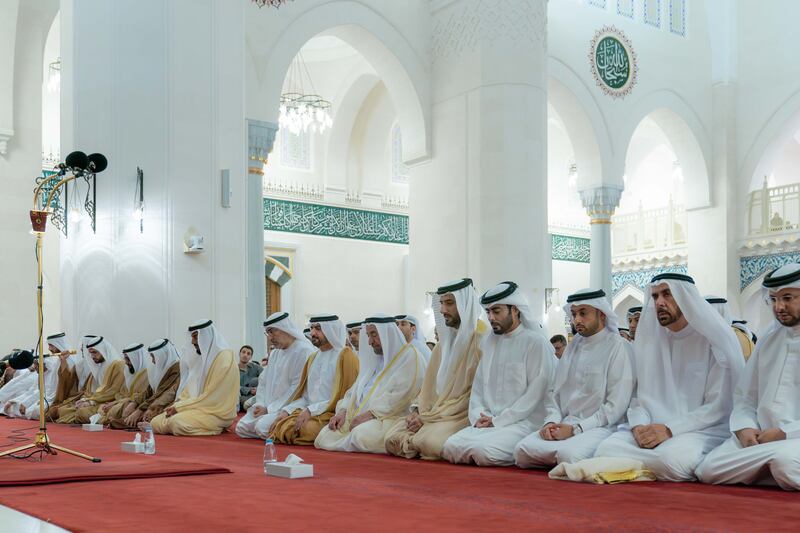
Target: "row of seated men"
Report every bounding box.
[3,267,797,490]
[236,271,799,490]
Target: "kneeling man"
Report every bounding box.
[235,312,313,439]
[594,273,744,481]
[269,315,359,445]
[385,278,488,460]
[316,315,424,454]
[696,264,800,490]
[443,282,555,466]
[104,339,181,429]
[56,336,126,424]
[151,320,239,436]
[514,289,633,468]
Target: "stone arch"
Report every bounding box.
[247,2,430,164]
[739,90,800,194]
[620,92,712,209]
[548,57,613,191]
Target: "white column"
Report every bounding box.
[246,119,277,358]
[60,0,247,345]
[580,186,622,296]
[410,0,549,321]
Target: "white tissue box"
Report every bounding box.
[121,441,145,453]
[264,462,314,479]
[82,423,103,432]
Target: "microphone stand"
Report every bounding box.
[0,171,100,462]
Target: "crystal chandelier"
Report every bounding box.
[251,0,293,8]
[279,51,333,135]
[47,58,61,93]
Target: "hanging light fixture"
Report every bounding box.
[279,51,333,136]
[47,58,61,93]
[132,167,144,233]
[251,0,293,8]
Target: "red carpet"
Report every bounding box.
[0,418,797,532]
[0,450,230,486]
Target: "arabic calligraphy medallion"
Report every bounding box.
[589,26,637,99]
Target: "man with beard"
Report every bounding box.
[150,320,239,436]
[56,336,127,424]
[103,340,181,429]
[514,289,633,468]
[442,282,556,466]
[237,345,261,411]
[97,343,150,425]
[235,312,314,439]
[316,315,425,454]
[595,273,744,481]
[47,335,95,421]
[385,278,488,460]
[269,315,359,445]
[696,264,800,490]
[627,306,642,340]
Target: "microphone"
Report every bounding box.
[55,350,77,356]
[0,350,35,372]
[87,153,108,174]
[65,151,89,171]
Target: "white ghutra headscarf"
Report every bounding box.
[122,343,149,388]
[434,279,484,394]
[83,336,121,388]
[634,273,744,423]
[554,288,618,390]
[146,339,180,391]
[177,320,230,398]
[308,314,347,352]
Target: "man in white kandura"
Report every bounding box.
[395,314,432,363]
[442,282,556,466]
[696,264,800,490]
[316,315,425,454]
[235,312,314,439]
[594,273,744,481]
[514,289,634,468]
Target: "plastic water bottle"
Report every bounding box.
[263,438,277,473]
[143,423,156,455]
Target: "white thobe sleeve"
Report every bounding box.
[781,420,800,439]
[253,369,269,409]
[729,350,760,434]
[493,340,556,428]
[626,396,651,427]
[467,357,489,426]
[543,388,563,426]
[335,385,355,415]
[574,347,633,431]
[267,355,307,414]
[664,357,732,436]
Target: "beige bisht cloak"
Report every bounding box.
[270,347,359,445]
[385,320,487,460]
[315,324,425,454]
[56,359,127,424]
[100,367,150,428]
[106,361,181,428]
[150,350,239,436]
[46,363,92,421]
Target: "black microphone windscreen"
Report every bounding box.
[9,350,34,370]
[65,151,89,170]
[87,153,108,173]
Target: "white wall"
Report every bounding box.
[265,230,408,327]
[59,0,248,350]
